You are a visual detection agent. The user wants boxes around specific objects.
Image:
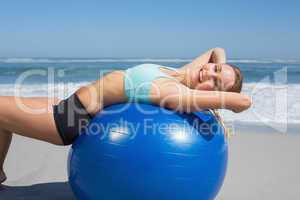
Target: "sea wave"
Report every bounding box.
[227,59,300,64]
[0,82,90,98]
[0,58,192,64]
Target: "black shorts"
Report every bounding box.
[53,94,93,145]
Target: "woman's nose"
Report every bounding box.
[205,70,218,79]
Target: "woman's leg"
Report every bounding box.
[0,96,63,143]
[0,96,63,183]
[0,129,12,183]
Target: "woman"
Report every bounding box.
[0,48,251,184]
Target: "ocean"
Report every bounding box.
[0,58,299,130]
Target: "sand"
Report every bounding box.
[1,126,300,200]
[218,132,300,200]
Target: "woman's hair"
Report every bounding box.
[227,64,243,93]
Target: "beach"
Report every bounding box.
[0,59,299,199]
[1,124,299,200]
[218,125,300,200]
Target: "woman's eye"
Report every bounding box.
[215,64,222,73]
[214,78,217,87]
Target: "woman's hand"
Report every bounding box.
[210,48,226,64]
[182,47,226,71]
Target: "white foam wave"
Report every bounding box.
[0,81,299,125]
[0,82,90,98]
[229,82,300,125]
[0,58,53,63]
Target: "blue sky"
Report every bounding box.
[0,0,299,59]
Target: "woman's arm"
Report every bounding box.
[183,48,226,69]
[151,81,251,113]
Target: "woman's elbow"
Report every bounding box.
[242,94,252,108]
[232,94,252,113]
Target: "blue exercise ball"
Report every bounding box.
[68,103,228,200]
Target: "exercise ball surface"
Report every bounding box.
[68,103,228,200]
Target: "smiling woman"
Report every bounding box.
[0,48,251,185]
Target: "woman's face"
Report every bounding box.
[189,63,235,91]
